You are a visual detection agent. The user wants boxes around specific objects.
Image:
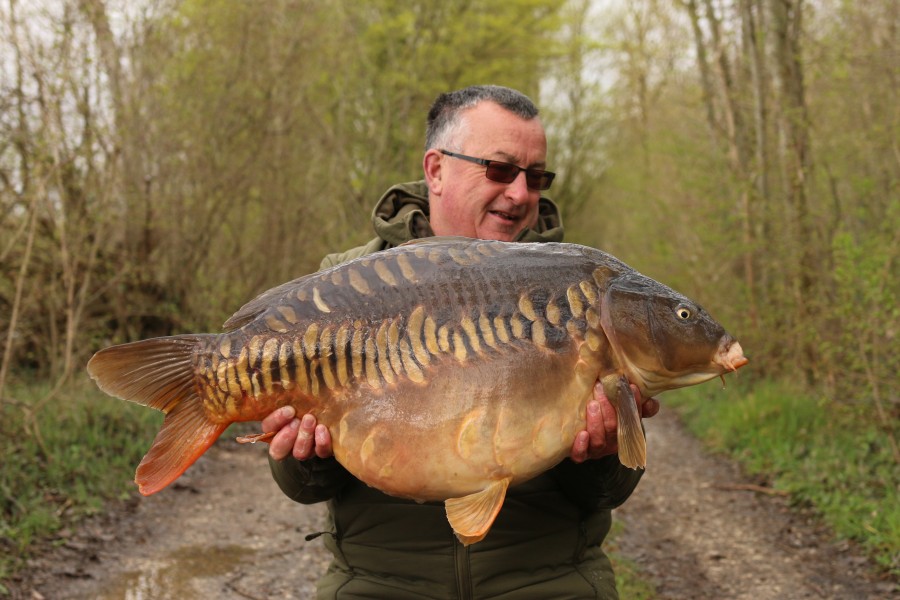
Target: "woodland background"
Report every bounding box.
[2,0,896,421]
[0,0,898,584]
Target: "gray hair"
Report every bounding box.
[425,85,540,151]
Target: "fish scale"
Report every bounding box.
[87,237,747,546]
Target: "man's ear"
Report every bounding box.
[423,149,443,196]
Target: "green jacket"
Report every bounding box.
[270,181,643,599]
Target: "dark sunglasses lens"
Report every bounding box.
[526,170,554,191]
[485,162,519,184]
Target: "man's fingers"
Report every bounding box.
[570,430,590,463]
[314,424,333,458]
[630,384,660,419]
[268,417,300,461]
[292,414,317,460]
[586,400,607,449]
[261,405,296,433]
[642,396,660,418]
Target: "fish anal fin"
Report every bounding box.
[444,478,511,546]
[135,395,227,495]
[603,374,647,469]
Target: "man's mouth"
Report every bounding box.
[489,210,519,222]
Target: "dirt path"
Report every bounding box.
[10,409,897,599]
[614,408,896,599]
[13,442,332,600]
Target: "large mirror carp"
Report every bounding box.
[88,237,747,545]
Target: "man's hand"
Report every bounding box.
[261,406,334,461]
[569,382,660,463]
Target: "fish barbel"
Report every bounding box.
[87,238,747,544]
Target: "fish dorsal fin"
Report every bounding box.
[222,275,312,331]
[444,478,511,546]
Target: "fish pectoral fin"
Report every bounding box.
[444,478,511,546]
[235,431,276,444]
[603,374,647,470]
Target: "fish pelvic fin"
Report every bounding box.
[602,374,647,470]
[86,335,226,495]
[445,478,511,546]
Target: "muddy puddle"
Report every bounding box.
[94,544,255,600]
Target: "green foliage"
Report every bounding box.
[0,377,161,580]
[668,379,900,576]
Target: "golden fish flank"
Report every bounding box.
[279,341,295,390]
[319,326,337,390]
[479,314,497,349]
[423,316,440,355]
[351,328,365,378]
[335,325,351,387]
[408,307,431,366]
[260,337,279,392]
[374,260,397,286]
[87,238,748,546]
[203,299,568,409]
[396,253,418,283]
[460,316,482,355]
[518,295,537,322]
[364,337,380,389]
[313,287,331,313]
[566,285,585,318]
[292,339,309,394]
[387,320,403,376]
[580,280,599,305]
[493,316,510,344]
[219,337,232,359]
[349,268,372,295]
[545,299,562,326]
[399,339,425,383]
[376,320,396,384]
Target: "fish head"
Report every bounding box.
[599,273,748,397]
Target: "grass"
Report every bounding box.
[667,378,900,577]
[0,375,162,591]
[609,519,657,599]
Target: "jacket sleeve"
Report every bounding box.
[268,454,354,504]
[548,455,644,514]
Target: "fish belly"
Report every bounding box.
[327,340,594,501]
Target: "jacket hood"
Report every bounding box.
[371,180,564,247]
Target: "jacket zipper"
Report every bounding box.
[454,536,473,599]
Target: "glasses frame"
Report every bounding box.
[439,150,555,191]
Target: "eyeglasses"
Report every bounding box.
[440,150,555,191]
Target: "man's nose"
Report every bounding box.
[505,170,532,204]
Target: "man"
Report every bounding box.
[262,85,658,599]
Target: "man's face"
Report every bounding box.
[424,101,548,242]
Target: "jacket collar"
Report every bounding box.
[371,180,564,246]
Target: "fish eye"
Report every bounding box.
[675,306,692,320]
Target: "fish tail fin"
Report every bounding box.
[87,335,227,495]
[603,375,647,469]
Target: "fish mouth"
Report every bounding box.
[715,339,748,372]
[631,337,748,396]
